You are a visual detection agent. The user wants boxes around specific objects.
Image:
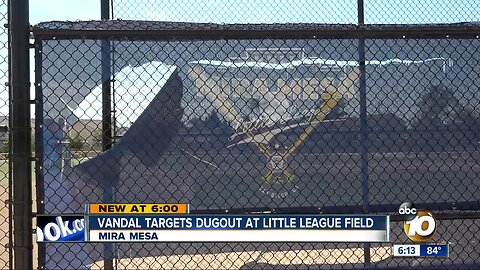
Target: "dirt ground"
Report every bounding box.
[0,185,8,269]
[89,246,391,269]
[0,184,38,270]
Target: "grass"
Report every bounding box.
[0,159,7,185]
[0,159,35,186]
[0,155,91,186]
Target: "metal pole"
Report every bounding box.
[357,0,371,266]
[7,0,13,268]
[101,1,112,150]
[34,38,46,270]
[9,0,33,269]
[101,1,114,269]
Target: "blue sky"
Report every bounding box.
[0,0,479,116]
[111,0,479,24]
[0,0,100,116]
[27,0,480,25]
[30,0,100,24]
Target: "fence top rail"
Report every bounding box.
[32,20,480,40]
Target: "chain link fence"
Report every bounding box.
[0,0,10,268]
[31,20,480,269]
[111,0,479,24]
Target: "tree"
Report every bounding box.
[68,135,84,151]
[415,85,460,128]
[1,137,7,153]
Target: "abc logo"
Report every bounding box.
[399,202,436,242]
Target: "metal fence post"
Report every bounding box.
[7,0,13,268]
[101,1,115,270]
[9,0,33,269]
[357,0,371,266]
[34,37,46,270]
[101,0,112,150]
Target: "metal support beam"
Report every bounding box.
[9,0,33,269]
[7,2,13,268]
[101,2,112,151]
[101,0,110,21]
[34,38,46,270]
[357,0,371,266]
[101,1,114,270]
[31,24,480,41]
[101,48,112,150]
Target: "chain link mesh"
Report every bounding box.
[364,0,480,24]
[0,0,9,268]
[112,0,357,23]
[112,0,479,24]
[33,20,480,269]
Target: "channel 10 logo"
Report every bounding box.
[399,202,436,242]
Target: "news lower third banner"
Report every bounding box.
[37,204,390,243]
[88,203,189,214]
[87,215,390,242]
